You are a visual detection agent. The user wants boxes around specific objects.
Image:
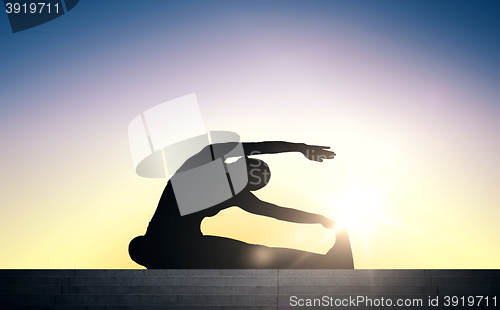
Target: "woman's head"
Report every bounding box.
[245,158,271,191]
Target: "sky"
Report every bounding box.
[0,0,499,268]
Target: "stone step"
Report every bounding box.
[0,285,62,294]
[63,285,277,295]
[438,285,500,295]
[0,269,278,277]
[0,294,56,306]
[278,269,426,277]
[3,306,48,310]
[279,276,432,286]
[11,269,496,277]
[426,270,500,277]
[67,276,277,286]
[48,307,277,310]
[0,277,69,285]
[5,275,497,287]
[1,269,498,309]
[0,270,74,277]
[430,276,500,285]
[60,284,440,295]
[279,269,500,277]
[74,269,278,277]
[279,285,438,294]
[54,294,277,306]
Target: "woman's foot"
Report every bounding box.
[325,228,354,269]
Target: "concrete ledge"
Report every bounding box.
[426,270,500,277]
[74,269,278,277]
[0,277,69,285]
[438,285,500,295]
[0,270,74,277]
[0,269,498,308]
[63,285,278,295]
[48,307,277,310]
[278,269,426,277]
[55,294,278,306]
[0,285,62,294]
[431,276,500,285]
[279,285,438,294]
[68,276,278,286]
[279,276,431,286]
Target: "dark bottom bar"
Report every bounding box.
[0,269,498,309]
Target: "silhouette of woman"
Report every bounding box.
[129,141,354,268]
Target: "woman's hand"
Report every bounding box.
[300,144,336,162]
[322,219,337,230]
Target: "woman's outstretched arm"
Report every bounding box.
[178,141,335,173]
[243,142,336,162]
[239,193,336,229]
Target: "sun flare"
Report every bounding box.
[328,179,391,238]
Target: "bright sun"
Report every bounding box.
[328,179,391,238]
